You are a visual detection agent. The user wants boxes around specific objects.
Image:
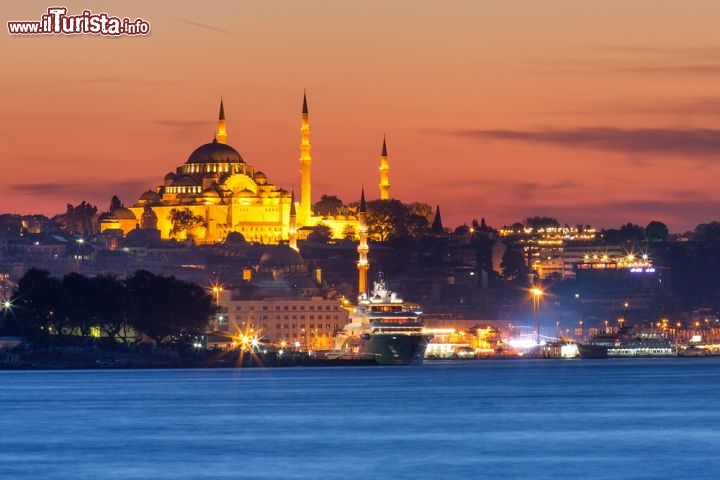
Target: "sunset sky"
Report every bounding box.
[3,0,720,233]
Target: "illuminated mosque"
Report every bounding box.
[101,94,392,247]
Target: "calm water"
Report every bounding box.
[2,359,720,480]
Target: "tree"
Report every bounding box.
[431,205,444,234]
[366,199,409,241]
[406,202,433,224]
[407,213,429,237]
[601,223,645,247]
[525,216,560,230]
[341,224,356,240]
[8,268,64,342]
[125,270,214,344]
[313,195,344,217]
[60,272,94,337]
[308,225,332,243]
[109,195,123,212]
[90,275,128,342]
[500,248,529,282]
[168,208,207,238]
[619,223,645,248]
[645,220,668,243]
[63,201,98,236]
[693,221,720,247]
[141,206,158,230]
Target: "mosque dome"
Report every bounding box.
[139,190,161,202]
[225,231,246,244]
[123,228,161,248]
[253,171,268,185]
[186,140,244,164]
[201,188,221,198]
[98,211,115,222]
[111,207,136,220]
[238,188,255,198]
[172,175,201,187]
[259,245,305,270]
[164,172,177,181]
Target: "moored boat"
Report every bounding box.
[334,275,431,365]
[577,325,677,358]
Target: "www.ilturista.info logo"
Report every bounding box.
[8,7,150,36]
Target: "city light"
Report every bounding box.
[210,282,224,306]
[529,285,544,345]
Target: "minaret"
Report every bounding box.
[216,98,227,144]
[357,188,369,296]
[289,190,298,252]
[299,92,312,225]
[379,136,390,200]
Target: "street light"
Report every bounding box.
[530,285,544,345]
[211,283,224,306]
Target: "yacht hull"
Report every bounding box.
[360,333,430,365]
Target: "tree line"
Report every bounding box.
[2,269,216,345]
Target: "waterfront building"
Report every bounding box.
[216,245,348,349]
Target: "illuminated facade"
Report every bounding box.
[125,103,293,243]
[221,295,348,350]
[216,245,349,349]
[100,95,366,244]
[499,225,598,279]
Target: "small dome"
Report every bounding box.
[225,231,246,244]
[172,175,201,187]
[187,140,245,164]
[139,190,161,202]
[253,171,268,185]
[259,245,305,269]
[123,228,161,248]
[201,188,220,198]
[238,188,255,198]
[111,207,136,220]
[164,172,177,181]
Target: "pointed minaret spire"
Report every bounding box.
[379,136,390,200]
[289,190,298,252]
[299,91,312,225]
[216,98,227,144]
[357,187,369,296]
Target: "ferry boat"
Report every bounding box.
[334,275,431,365]
[577,325,677,358]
